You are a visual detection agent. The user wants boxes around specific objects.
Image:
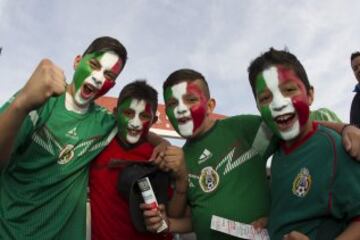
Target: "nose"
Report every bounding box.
[91,76,102,86]
[273,105,287,112]
[129,123,139,129]
[176,101,188,115]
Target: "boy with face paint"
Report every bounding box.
[0,36,127,239]
[89,80,172,240]
[143,68,360,239]
[143,68,279,240]
[248,48,360,240]
[0,37,167,239]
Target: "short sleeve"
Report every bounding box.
[332,144,360,221]
[310,108,342,123]
[222,115,278,159]
[0,94,51,155]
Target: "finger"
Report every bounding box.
[342,134,352,152]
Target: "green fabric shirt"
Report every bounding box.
[184,115,277,240]
[268,124,360,240]
[310,108,342,123]
[0,94,116,239]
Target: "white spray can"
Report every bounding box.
[137,177,168,233]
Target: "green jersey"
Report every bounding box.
[310,108,342,123]
[184,115,277,240]
[0,94,116,239]
[269,124,360,239]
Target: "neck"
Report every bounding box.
[189,118,216,140]
[65,90,89,114]
[284,120,313,147]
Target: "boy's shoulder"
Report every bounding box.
[220,114,262,124]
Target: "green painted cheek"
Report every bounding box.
[259,105,281,137]
[117,111,130,141]
[166,107,179,132]
[72,52,103,91]
[164,87,179,132]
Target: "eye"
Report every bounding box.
[122,109,134,119]
[184,95,199,105]
[104,71,116,81]
[89,59,101,70]
[166,99,178,108]
[139,112,152,121]
[258,92,272,105]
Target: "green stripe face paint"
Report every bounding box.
[72,51,121,108]
[117,98,152,144]
[255,69,283,139]
[164,86,180,133]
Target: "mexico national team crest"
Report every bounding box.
[58,144,75,164]
[292,168,312,197]
[199,166,219,193]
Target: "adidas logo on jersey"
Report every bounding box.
[66,127,78,139]
[198,148,213,164]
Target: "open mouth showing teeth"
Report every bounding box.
[177,117,191,125]
[81,84,97,99]
[274,113,296,130]
[128,128,141,136]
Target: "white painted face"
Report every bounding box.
[126,99,147,144]
[171,82,194,137]
[74,51,120,106]
[262,67,300,140]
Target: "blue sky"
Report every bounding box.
[0,0,359,122]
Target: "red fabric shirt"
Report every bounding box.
[89,138,171,240]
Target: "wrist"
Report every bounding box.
[341,124,352,135]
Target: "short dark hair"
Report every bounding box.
[117,80,158,114]
[248,48,311,96]
[351,51,360,62]
[163,69,210,98]
[83,36,128,68]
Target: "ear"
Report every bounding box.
[308,86,314,106]
[73,55,82,70]
[113,107,118,118]
[206,98,216,115]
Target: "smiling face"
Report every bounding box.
[72,50,123,108]
[255,65,312,141]
[164,81,208,138]
[116,98,154,145]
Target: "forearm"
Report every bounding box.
[336,220,360,240]
[147,131,170,146]
[168,216,193,233]
[167,177,188,217]
[317,121,344,134]
[0,96,29,163]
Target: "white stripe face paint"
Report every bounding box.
[74,51,120,106]
[263,67,300,140]
[126,99,146,144]
[171,82,194,137]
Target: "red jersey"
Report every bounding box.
[89,138,171,240]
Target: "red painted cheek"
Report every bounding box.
[95,79,115,98]
[292,97,309,126]
[141,121,151,139]
[190,104,207,132]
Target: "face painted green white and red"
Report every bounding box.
[116,98,153,144]
[72,50,122,107]
[255,65,310,141]
[164,81,207,138]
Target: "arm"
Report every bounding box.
[318,121,360,160]
[0,59,66,164]
[163,145,188,217]
[141,203,193,233]
[146,131,170,161]
[336,221,360,240]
